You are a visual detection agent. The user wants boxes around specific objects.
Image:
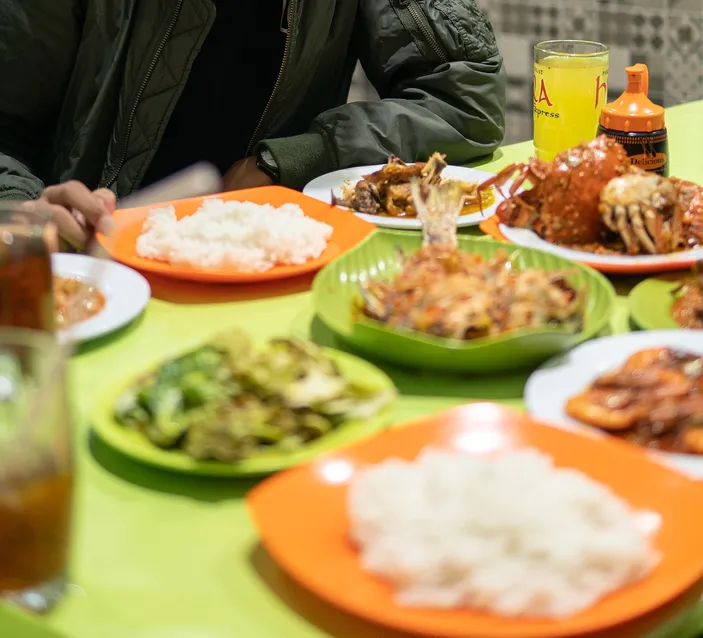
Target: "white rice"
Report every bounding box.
[136,199,333,272]
[348,447,660,618]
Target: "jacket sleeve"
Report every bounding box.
[0,1,83,201]
[260,0,506,190]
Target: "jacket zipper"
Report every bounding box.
[245,0,296,156]
[396,0,449,64]
[103,0,185,188]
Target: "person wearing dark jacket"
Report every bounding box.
[0,0,506,250]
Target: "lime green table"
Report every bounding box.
[5,101,703,638]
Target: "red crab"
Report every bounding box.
[477,136,630,244]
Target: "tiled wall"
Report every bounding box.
[475,0,703,143]
[348,0,703,145]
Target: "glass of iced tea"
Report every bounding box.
[0,203,56,333]
[0,328,73,612]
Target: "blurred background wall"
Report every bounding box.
[347,0,703,145]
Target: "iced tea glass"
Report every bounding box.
[0,328,73,612]
[0,203,56,333]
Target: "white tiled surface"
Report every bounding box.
[497,33,534,79]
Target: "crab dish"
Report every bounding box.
[477,136,703,256]
[333,153,495,218]
[566,347,703,453]
[356,180,584,341]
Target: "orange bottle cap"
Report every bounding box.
[599,63,666,133]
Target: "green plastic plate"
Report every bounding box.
[91,348,396,476]
[629,278,682,331]
[0,603,66,638]
[311,230,616,373]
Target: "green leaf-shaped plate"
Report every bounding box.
[629,278,681,331]
[91,348,396,476]
[311,231,616,372]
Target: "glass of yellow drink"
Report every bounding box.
[534,41,609,161]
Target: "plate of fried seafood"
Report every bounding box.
[525,331,703,478]
[303,153,499,229]
[312,182,616,372]
[52,253,150,343]
[629,264,703,331]
[249,402,703,638]
[478,136,703,273]
[92,329,396,475]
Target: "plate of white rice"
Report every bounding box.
[248,402,703,638]
[100,187,375,282]
[349,447,660,619]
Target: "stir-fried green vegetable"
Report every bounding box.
[114,330,394,462]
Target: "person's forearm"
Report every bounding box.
[316,57,507,166]
[255,131,335,190]
[258,56,506,190]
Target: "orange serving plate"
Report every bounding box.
[479,216,702,275]
[98,186,375,283]
[248,402,703,638]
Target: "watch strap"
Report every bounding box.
[256,148,280,182]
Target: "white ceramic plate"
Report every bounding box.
[524,331,703,479]
[52,253,151,344]
[303,164,499,229]
[500,224,703,268]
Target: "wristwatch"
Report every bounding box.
[256,148,280,183]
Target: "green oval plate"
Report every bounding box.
[311,231,617,373]
[91,348,396,476]
[629,278,682,331]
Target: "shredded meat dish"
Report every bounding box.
[355,179,584,342]
[358,246,583,340]
[566,347,703,453]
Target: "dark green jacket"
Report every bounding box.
[0,0,506,201]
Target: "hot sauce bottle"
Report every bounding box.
[597,63,669,177]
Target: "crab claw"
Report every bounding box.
[411,179,464,247]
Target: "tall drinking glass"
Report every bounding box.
[0,203,56,333]
[0,328,73,612]
[533,41,610,161]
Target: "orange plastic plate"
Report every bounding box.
[98,186,375,283]
[249,403,703,638]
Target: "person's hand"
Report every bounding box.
[223,157,274,191]
[31,181,116,251]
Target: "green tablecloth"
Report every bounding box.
[4,100,703,638]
